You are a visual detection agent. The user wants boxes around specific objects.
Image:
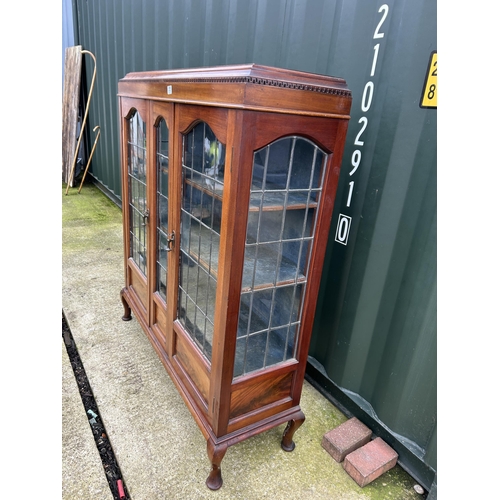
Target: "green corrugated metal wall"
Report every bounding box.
[69,0,436,490]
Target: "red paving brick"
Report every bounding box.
[321,417,372,463]
[343,437,398,487]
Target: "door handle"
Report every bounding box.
[166,231,175,252]
[142,208,150,226]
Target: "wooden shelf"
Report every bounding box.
[182,219,305,292]
[185,175,224,203]
[186,175,318,212]
[248,190,318,212]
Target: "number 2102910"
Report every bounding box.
[336,4,390,246]
[345,4,390,209]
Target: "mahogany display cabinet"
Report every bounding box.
[118,64,351,489]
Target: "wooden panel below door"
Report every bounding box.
[128,262,148,315]
[227,398,294,435]
[226,362,298,434]
[152,295,167,339]
[229,369,294,419]
[173,323,211,405]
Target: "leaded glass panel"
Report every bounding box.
[234,136,327,377]
[127,111,147,275]
[156,118,169,301]
[178,122,225,362]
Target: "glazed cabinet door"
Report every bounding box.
[120,98,174,338]
[168,105,230,417]
[120,98,151,323]
[150,102,174,347]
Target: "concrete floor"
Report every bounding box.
[62,182,425,500]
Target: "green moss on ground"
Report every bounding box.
[62,183,121,225]
[62,183,123,253]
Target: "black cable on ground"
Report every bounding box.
[62,312,130,500]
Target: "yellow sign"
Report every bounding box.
[420,51,437,108]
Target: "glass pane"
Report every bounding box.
[271,285,302,328]
[156,118,169,301]
[178,122,225,362]
[265,327,289,366]
[128,111,147,276]
[245,331,267,372]
[263,137,293,190]
[290,138,319,189]
[235,136,327,377]
[238,289,273,335]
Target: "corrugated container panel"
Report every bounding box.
[69,0,436,489]
[307,0,437,487]
[309,0,437,476]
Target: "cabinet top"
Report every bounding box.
[118,64,351,118]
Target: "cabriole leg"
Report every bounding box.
[206,439,228,490]
[120,288,132,321]
[281,411,306,452]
